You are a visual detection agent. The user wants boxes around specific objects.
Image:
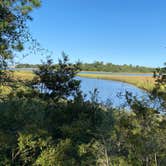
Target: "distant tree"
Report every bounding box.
[16,63,39,68]
[79,62,154,73]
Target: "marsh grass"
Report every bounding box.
[0,71,36,96]
[13,71,35,81]
[78,73,155,92]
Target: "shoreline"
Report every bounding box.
[77,73,155,92]
[14,68,153,74]
[80,71,153,74]
[12,70,155,92]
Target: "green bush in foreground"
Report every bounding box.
[0,94,165,165]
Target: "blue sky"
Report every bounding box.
[23,0,166,67]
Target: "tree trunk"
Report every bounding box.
[146,156,149,166]
[102,136,110,166]
[154,153,158,166]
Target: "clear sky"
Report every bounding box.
[23,0,166,67]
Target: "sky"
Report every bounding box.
[22,0,166,67]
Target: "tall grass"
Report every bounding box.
[13,71,35,80]
[0,71,35,96]
[78,73,155,91]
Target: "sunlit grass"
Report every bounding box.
[13,71,35,81]
[0,71,36,97]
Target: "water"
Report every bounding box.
[78,77,147,107]
[37,76,161,109]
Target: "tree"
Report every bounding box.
[153,65,166,101]
[35,139,78,166]
[35,52,81,101]
[0,0,41,99]
[0,0,41,69]
[151,65,166,113]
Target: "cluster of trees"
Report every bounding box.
[16,62,154,73]
[0,0,166,165]
[80,62,154,73]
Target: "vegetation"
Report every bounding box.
[0,0,41,99]
[16,62,154,73]
[0,1,166,165]
[16,64,39,68]
[152,65,166,100]
[0,91,166,165]
[1,53,166,165]
[80,62,154,73]
[34,53,81,100]
[78,73,155,92]
[0,0,40,70]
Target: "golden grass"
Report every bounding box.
[0,71,36,96]
[13,71,35,81]
[78,73,156,91]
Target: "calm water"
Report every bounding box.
[77,77,147,107]
[37,76,160,109]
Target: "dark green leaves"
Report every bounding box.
[35,53,81,101]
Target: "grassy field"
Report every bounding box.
[13,71,35,81]
[78,73,156,91]
[0,71,36,96]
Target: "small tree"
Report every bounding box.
[35,52,81,101]
[153,65,166,102]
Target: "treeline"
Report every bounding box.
[16,63,39,68]
[16,61,154,73]
[80,62,154,73]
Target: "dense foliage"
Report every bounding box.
[34,53,81,101]
[0,81,166,165]
[0,0,41,69]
